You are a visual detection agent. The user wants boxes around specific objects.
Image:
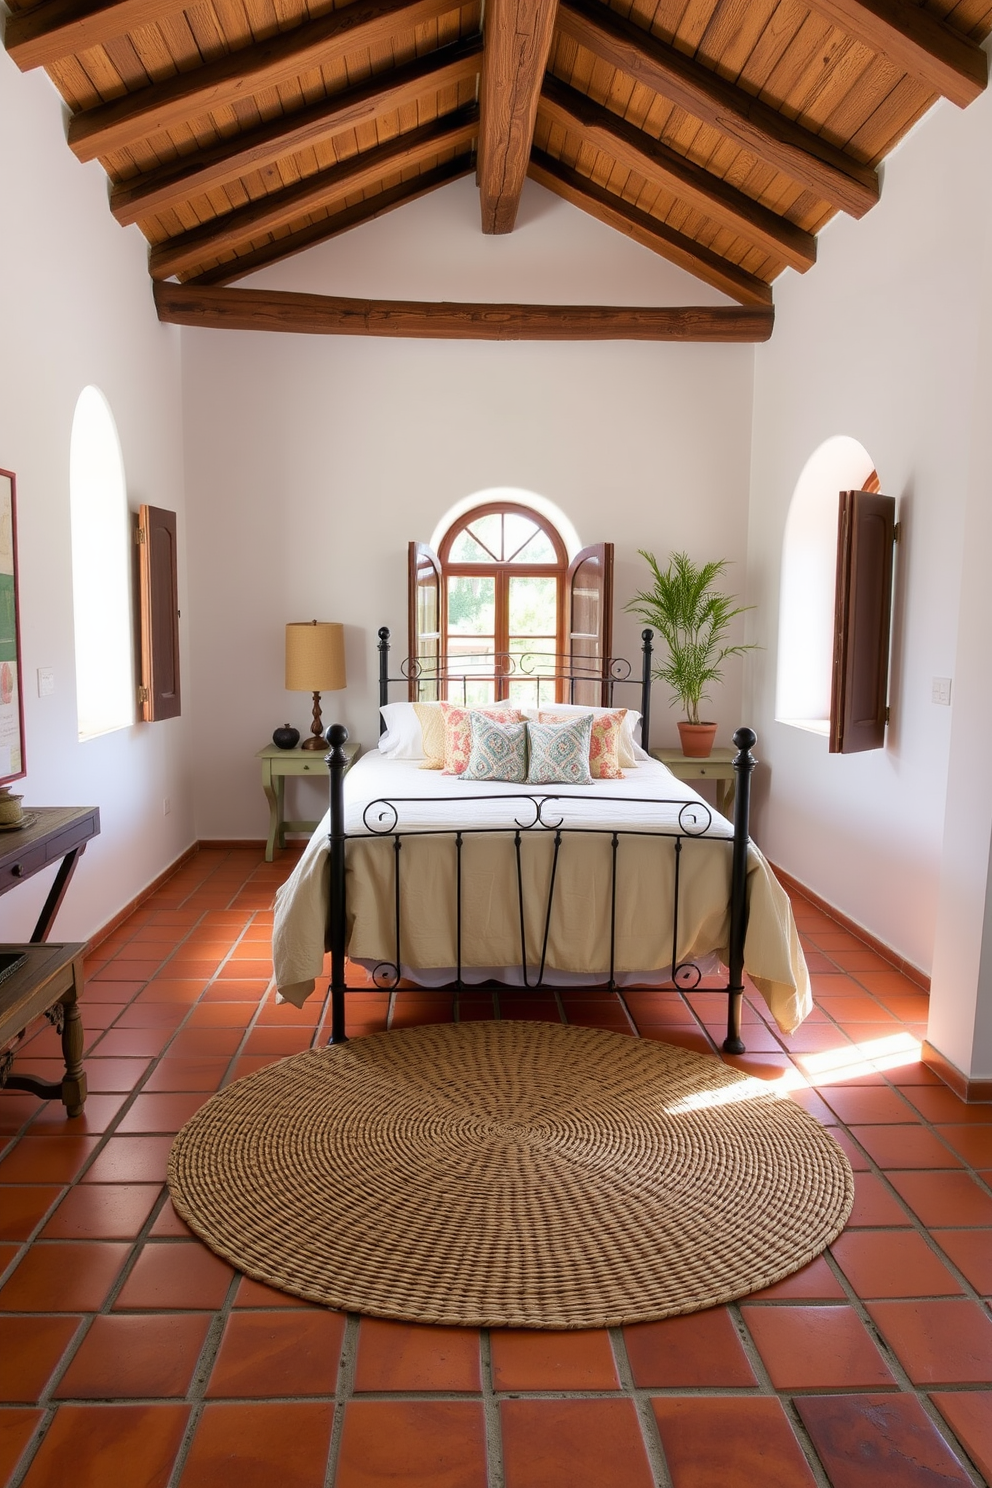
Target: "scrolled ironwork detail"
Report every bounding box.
[44,1001,65,1036]
[672,961,703,990]
[372,962,401,989]
[608,657,633,682]
[678,801,713,837]
[364,799,400,834]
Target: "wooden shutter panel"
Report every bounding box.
[567,543,614,705]
[407,541,442,701]
[829,490,895,754]
[138,505,181,721]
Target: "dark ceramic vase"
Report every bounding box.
[272,724,300,750]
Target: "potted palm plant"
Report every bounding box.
[626,550,757,758]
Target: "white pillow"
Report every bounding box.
[378,701,430,759]
[522,702,648,763]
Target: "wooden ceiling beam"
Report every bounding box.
[540,77,815,272]
[67,0,460,163]
[153,280,774,339]
[4,0,187,72]
[555,0,878,219]
[111,35,482,227]
[528,150,772,307]
[804,0,986,108]
[149,105,478,280]
[188,156,474,286]
[478,0,559,233]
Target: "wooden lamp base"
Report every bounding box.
[302,690,326,750]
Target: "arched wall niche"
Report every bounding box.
[776,435,877,735]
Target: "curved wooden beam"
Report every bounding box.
[478,0,559,233]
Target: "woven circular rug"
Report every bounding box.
[168,1021,853,1328]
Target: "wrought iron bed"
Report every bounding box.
[320,627,758,1055]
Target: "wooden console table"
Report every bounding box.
[257,743,360,861]
[0,944,87,1115]
[0,806,101,942]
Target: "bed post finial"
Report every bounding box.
[325,722,350,1044]
[378,627,390,734]
[724,727,757,1055]
[640,629,653,753]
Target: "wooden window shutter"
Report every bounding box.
[407,541,442,701]
[567,543,614,705]
[137,505,181,721]
[829,490,895,753]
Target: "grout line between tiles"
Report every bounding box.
[608,1324,673,1488]
[480,1329,505,1488]
[323,1312,360,1488]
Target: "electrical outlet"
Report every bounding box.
[163,798,171,816]
[37,668,54,697]
[932,677,952,706]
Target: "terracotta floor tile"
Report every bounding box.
[930,1391,992,1483]
[817,995,898,1023]
[639,1028,715,1054]
[0,1186,63,1241]
[818,1085,917,1124]
[184,1003,256,1028]
[242,1028,315,1056]
[114,1004,188,1029]
[91,959,165,982]
[218,960,271,979]
[88,1028,174,1059]
[0,1316,81,1402]
[168,1028,244,1057]
[114,1241,234,1310]
[55,1313,211,1399]
[850,1125,963,1169]
[830,1129,871,1170]
[201,981,270,1002]
[866,1300,992,1384]
[20,1402,189,1488]
[180,1402,334,1488]
[141,1058,229,1093]
[831,1230,964,1298]
[0,1408,43,1484]
[206,1310,345,1397]
[40,1184,160,1239]
[741,1305,895,1389]
[651,1397,817,1488]
[936,1125,992,1167]
[748,1255,847,1300]
[501,1399,653,1488]
[0,1243,130,1313]
[354,1318,481,1391]
[114,1093,208,1134]
[902,1087,992,1124]
[932,1230,992,1293]
[233,1276,318,1308]
[147,1199,192,1238]
[624,1307,755,1386]
[886,1061,945,1086]
[795,1393,971,1487]
[853,970,922,997]
[490,1328,618,1390]
[847,1172,912,1227]
[138,980,207,1004]
[81,1136,175,1184]
[887,1171,992,1227]
[82,1059,152,1092]
[0,1136,99,1185]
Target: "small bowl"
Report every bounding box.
[0,792,23,825]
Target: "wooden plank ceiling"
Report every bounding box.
[5,0,990,331]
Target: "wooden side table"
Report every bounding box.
[257,742,361,861]
[651,747,738,818]
[0,943,87,1115]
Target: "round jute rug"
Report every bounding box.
[167,1021,853,1328]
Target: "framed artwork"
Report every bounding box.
[0,470,25,784]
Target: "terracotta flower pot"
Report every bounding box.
[677,721,718,758]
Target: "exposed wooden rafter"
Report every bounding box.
[111,36,483,227]
[528,151,772,307]
[153,280,775,339]
[804,0,987,108]
[5,0,188,71]
[187,157,475,287]
[540,77,816,273]
[555,0,879,218]
[67,0,460,162]
[149,106,479,280]
[478,0,559,233]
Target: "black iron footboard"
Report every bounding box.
[322,723,757,1055]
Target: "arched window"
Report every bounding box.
[439,502,568,705]
[69,387,135,740]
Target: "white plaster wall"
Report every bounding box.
[0,55,194,940]
[747,83,992,975]
[182,177,756,838]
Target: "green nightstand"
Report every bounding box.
[650,747,737,818]
[257,741,361,861]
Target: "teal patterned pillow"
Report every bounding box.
[463,713,528,783]
[526,715,593,785]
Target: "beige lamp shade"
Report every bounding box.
[285,622,346,692]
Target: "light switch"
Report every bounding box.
[37,668,55,697]
[932,677,952,706]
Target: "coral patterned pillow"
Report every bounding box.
[463,714,528,783]
[527,715,593,786]
[539,709,626,779]
[440,701,525,775]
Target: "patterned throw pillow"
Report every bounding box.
[539,708,625,779]
[527,715,593,786]
[440,701,525,775]
[463,714,528,783]
[412,702,445,769]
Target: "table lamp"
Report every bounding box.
[285,621,346,751]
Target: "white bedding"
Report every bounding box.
[272,751,812,1032]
